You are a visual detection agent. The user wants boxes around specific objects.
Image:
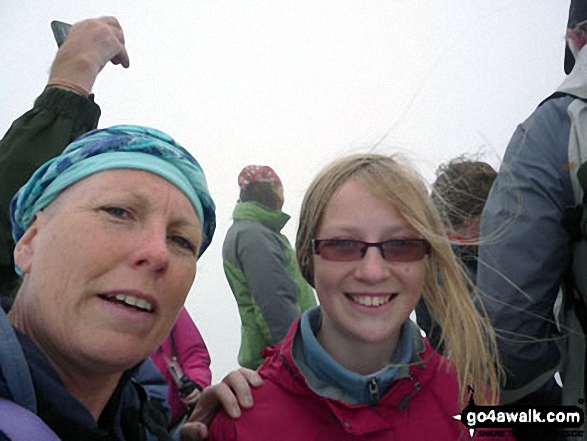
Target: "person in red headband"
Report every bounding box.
[222,165,317,370]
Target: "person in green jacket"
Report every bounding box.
[0,16,128,297]
[223,165,317,369]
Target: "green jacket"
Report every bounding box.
[0,88,100,295]
[222,201,316,369]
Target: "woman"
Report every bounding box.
[210,153,503,440]
[0,125,215,440]
[0,18,218,436]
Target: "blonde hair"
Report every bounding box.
[296,153,500,406]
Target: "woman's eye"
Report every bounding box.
[103,206,132,219]
[170,235,196,254]
[334,240,357,249]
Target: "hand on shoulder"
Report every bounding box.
[180,368,262,440]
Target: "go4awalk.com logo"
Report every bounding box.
[453,387,585,438]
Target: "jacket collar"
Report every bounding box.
[232,201,290,232]
[295,307,415,405]
[259,313,444,436]
[2,323,148,440]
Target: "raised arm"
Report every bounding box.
[0,16,129,295]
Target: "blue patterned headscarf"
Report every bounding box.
[10,125,216,259]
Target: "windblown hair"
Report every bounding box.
[296,153,500,406]
[240,182,282,211]
[430,157,497,229]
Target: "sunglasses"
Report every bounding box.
[312,238,431,262]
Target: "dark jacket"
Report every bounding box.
[0,299,170,440]
[0,88,172,439]
[0,88,100,296]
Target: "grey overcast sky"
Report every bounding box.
[0,0,571,380]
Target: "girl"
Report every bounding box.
[210,153,504,440]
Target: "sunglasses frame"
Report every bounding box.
[312,238,431,262]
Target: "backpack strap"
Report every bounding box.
[0,398,59,441]
[562,161,587,336]
[0,308,36,412]
[564,162,587,336]
[562,148,587,412]
[131,379,174,441]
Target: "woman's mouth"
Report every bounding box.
[98,293,154,312]
[345,293,398,307]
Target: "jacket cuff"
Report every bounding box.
[35,87,101,130]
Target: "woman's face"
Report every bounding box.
[313,179,426,355]
[13,169,201,374]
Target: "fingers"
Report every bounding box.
[49,16,129,94]
[103,18,129,68]
[235,367,263,388]
[179,421,209,441]
[111,49,130,68]
[186,368,263,426]
[222,368,263,409]
[180,388,201,406]
[197,382,242,420]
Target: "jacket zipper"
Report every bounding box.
[368,378,379,406]
[399,381,422,410]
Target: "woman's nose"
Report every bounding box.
[130,229,170,277]
[353,246,390,283]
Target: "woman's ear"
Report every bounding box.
[14,218,41,274]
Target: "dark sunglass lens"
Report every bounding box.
[319,240,362,261]
[382,241,426,262]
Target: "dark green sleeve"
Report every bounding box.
[0,87,101,294]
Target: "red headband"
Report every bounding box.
[238,165,282,190]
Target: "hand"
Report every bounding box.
[179,368,263,441]
[180,388,201,406]
[49,16,129,95]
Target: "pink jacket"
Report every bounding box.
[151,306,211,426]
[210,318,514,441]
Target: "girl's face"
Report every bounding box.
[313,179,426,357]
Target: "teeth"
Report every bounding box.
[350,294,393,307]
[135,298,152,311]
[111,294,153,312]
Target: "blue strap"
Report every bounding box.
[0,398,59,440]
[0,309,36,412]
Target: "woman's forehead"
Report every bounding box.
[326,179,389,210]
[321,180,408,222]
[53,170,199,219]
